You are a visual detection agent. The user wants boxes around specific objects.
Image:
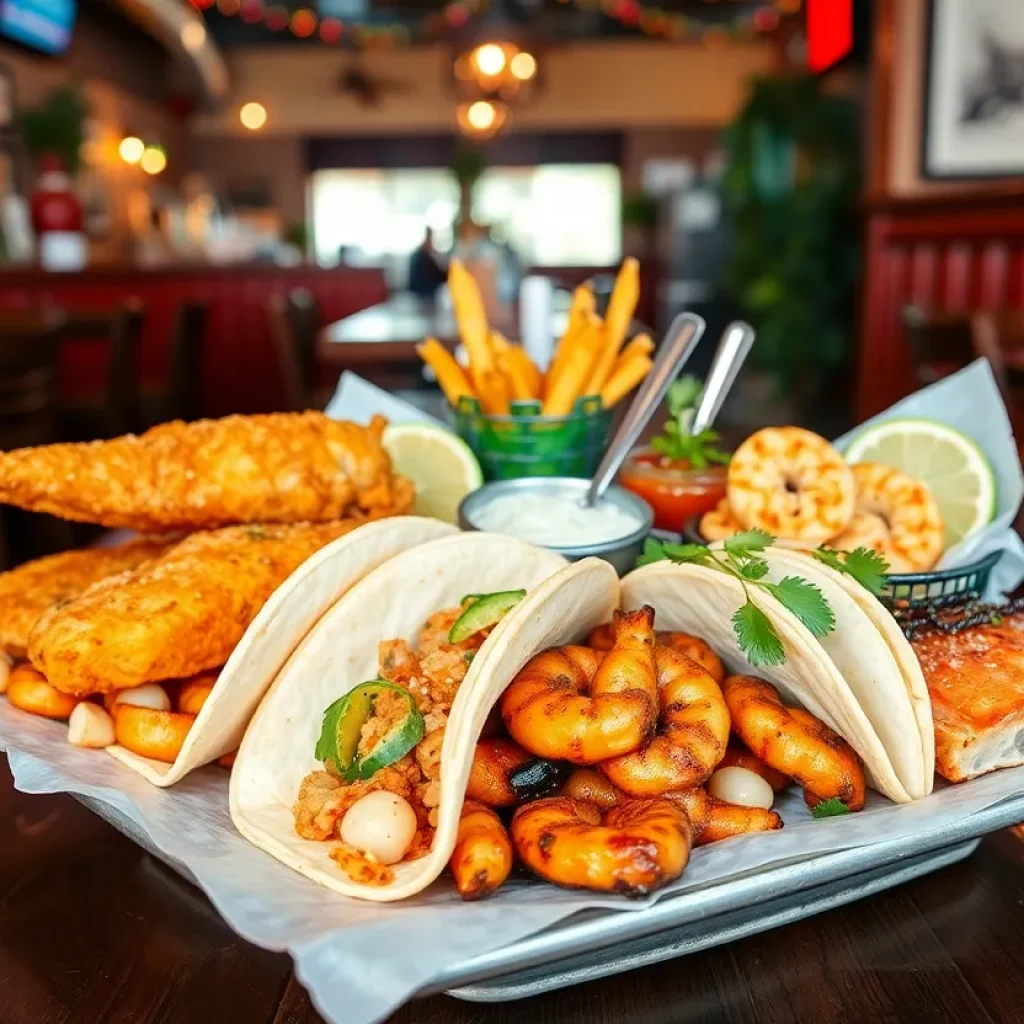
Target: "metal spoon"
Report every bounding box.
[585,312,706,507]
[689,321,755,436]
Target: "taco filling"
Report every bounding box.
[292,591,523,884]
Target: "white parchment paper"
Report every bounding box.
[835,359,1024,596]
[3,701,1024,1024]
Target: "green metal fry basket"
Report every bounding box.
[880,550,1002,619]
[450,395,612,481]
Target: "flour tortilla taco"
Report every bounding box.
[230,537,618,902]
[620,561,915,804]
[107,517,458,786]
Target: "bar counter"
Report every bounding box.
[0,265,389,417]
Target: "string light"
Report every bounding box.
[140,145,167,175]
[319,16,343,42]
[118,136,144,164]
[239,101,268,130]
[473,43,506,76]
[290,8,316,36]
[510,51,537,80]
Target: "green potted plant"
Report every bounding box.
[18,85,88,176]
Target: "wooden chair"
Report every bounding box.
[143,301,209,425]
[268,288,326,411]
[971,309,1024,422]
[901,305,975,387]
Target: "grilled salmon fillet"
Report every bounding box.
[0,413,412,532]
[912,612,1024,782]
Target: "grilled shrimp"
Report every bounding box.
[511,796,692,896]
[727,427,856,544]
[699,497,744,542]
[845,462,944,572]
[502,608,658,764]
[449,800,513,900]
[466,736,533,808]
[718,743,791,792]
[600,647,730,796]
[587,625,724,684]
[722,675,866,811]
[560,767,626,810]
[665,787,782,846]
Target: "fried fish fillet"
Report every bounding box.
[0,538,173,658]
[29,520,361,696]
[912,613,1024,782]
[0,412,412,532]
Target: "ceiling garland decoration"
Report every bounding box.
[189,0,801,49]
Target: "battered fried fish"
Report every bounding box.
[913,612,1024,782]
[0,413,412,532]
[0,538,173,658]
[29,521,361,696]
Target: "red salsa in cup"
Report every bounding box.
[619,449,727,532]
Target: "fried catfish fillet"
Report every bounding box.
[29,521,360,695]
[0,413,411,532]
[0,538,174,658]
[913,612,1024,782]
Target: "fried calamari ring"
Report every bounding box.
[6,664,78,720]
[587,624,725,684]
[466,736,533,808]
[502,608,658,764]
[449,800,513,900]
[718,743,791,792]
[511,795,692,896]
[727,426,855,544]
[722,675,866,811]
[113,704,196,763]
[600,647,730,796]
[665,787,782,846]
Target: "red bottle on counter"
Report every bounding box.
[30,152,86,271]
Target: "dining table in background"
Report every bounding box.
[1,753,1022,1024]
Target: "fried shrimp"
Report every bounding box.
[6,664,78,719]
[722,675,866,811]
[727,427,856,544]
[600,648,730,796]
[846,462,944,572]
[664,787,782,846]
[449,801,513,900]
[502,608,658,764]
[511,796,692,896]
[699,497,744,542]
[718,743,790,792]
[112,704,196,763]
[466,736,533,808]
[588,624,724,684]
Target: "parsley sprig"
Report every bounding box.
[812,547,890,597]
[636,530,835,668]
[649,377,730,470]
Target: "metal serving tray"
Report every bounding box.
[75,791,1024,1004]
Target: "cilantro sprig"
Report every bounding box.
[649,377,730,470]
[636,530,835,668]
[810,797,851,819]
[812,547,890,596]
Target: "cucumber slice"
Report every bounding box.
[315,680,424,782]
[448,589,526,644]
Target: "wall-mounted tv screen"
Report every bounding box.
[0,0,76,54]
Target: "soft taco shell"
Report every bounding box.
[763,549,934,796]
[107,517,457,786]
[621,561,912,803]
[230,538,619,902]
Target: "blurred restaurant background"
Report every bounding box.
[0,0,1022,548]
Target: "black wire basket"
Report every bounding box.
[680,518,1002,621]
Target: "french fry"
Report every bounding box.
[542,320,603,417]
[584,259,640,396]
[478,368,511,415]
[417,338,475,407]
[545,284,595,399]
[600,352,652,409]
[499,348,538,402]
[612,333,654,375]
[448,259,493,380]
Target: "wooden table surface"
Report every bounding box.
[3,756,1023,1024]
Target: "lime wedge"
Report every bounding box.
[382,423,482,524]
[843,418,997,549]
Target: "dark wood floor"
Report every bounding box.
[1,757,1022,1024]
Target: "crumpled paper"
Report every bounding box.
[3,702,1024,1024]
[835,359,1024,597]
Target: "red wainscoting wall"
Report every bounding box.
[0,265,389,417]
[856,196,1024,420]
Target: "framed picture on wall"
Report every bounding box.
[923,0,1024,179]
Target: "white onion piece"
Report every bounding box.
[68,703,116,748]
[339,790,418,866]
[709,766,774,810]
[111,684,171,712]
